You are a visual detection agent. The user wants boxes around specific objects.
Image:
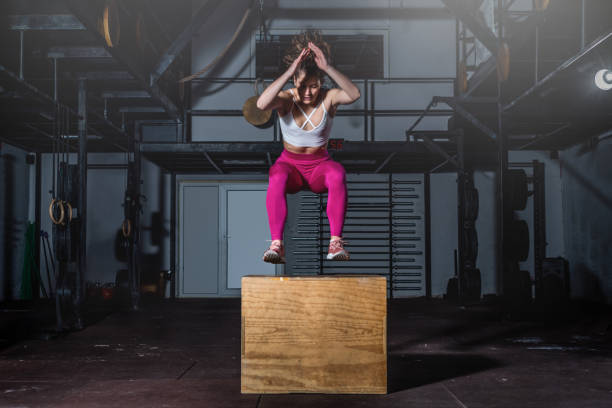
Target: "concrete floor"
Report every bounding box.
[1,298,611,407]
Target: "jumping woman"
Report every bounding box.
[256,31,361,264]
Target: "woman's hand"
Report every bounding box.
[286,47,310,77]
[308,42,329,71]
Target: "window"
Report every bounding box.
[256,34,384,79]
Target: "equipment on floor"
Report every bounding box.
[505,219,530,262]
[540,257,570,306]
[242,275,387,394]
[506,169,529,211]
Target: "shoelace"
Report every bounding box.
[329,239,347,250]
[265,240,283,251]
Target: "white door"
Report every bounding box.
[178,183,219,297]
[220,184,277,296]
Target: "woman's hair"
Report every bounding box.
[283,30,332,81]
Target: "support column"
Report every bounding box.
[496,0,509,297]
[130,124,142,310]
[424,172,431,298]
[456,130,466,298]
[170,172,177,299]
[76,78,87,329]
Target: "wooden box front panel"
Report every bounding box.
[241,275,387,394]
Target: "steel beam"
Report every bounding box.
[47,46,112,59]
[101,91,151,99]
[76,78,87,330]
[151,0,224,83]
[65,0,181,120]
[504,31,612,112]
[0,64,127,148]
[435,96,498,141]
[119,107,165,113]
[68,71,134,81]
[439,0,498,54]
[9,14,85,30]
[421,135,459,169]
[140,141,443,155]
[189,109,454,117]
[203,151,224,174]
[374,152,397,173]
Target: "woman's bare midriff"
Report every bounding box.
[283,142,327,154]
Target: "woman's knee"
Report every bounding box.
[325,163,346,187]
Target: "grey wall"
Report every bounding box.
[0,143,32,301]
[190,0,455,142]
[561,139,612,303]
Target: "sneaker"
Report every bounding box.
[263,241,285,264]
[327,239,349,261]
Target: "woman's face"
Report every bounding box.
[293,71,321,105]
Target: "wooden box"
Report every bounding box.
[241,275,387,394]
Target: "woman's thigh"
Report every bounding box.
[307,159,346,194]
[269,160,305,194]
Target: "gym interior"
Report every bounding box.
[1,0,612,406]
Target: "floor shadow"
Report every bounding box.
[387,352,502,393]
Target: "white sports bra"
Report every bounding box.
[278,89,333,147]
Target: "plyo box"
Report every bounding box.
[241,275,387,394]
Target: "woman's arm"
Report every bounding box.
[309,42,361,106]
[256,48,309,112]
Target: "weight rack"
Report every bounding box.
[290,174,426,298]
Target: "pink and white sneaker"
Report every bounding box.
[327,239,350,261]
[263,241,285,264]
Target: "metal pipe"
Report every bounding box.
[19,31,24,79]
[424,172,431,298]
[170,172,176,299]
[534,25,539,84]
[388,174,393,298]
[53,58,58,101]
[370,82,376,141]
[581,0,586,50]
[76,78,87,330]
[497,0,508,297]
[131,123,142,310]
[455,17,460,96]
[34,153,42,298]
[363,79,368,142]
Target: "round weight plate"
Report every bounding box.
[135,13,146,51]
[505,219,529,261]
[446,276,459,301]
[242,96,273,127]
[462,267,481,301]
[464,187,479,221]
[497,41,510,82]
[463,227,478,263]
[534,0,550,11]
[103,0,120,48]
[507,169,528,211]
[458,61,468,93]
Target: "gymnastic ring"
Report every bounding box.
[49,198,65,225]
[122,219,132,238]
[62,201,73,225]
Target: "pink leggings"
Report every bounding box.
[267,150,347,240]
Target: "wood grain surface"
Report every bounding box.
[241,275,387,394]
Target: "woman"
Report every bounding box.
[256,31,361,264]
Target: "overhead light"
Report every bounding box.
[594,69,612,91]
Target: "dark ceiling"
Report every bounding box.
[0,0,611,174]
